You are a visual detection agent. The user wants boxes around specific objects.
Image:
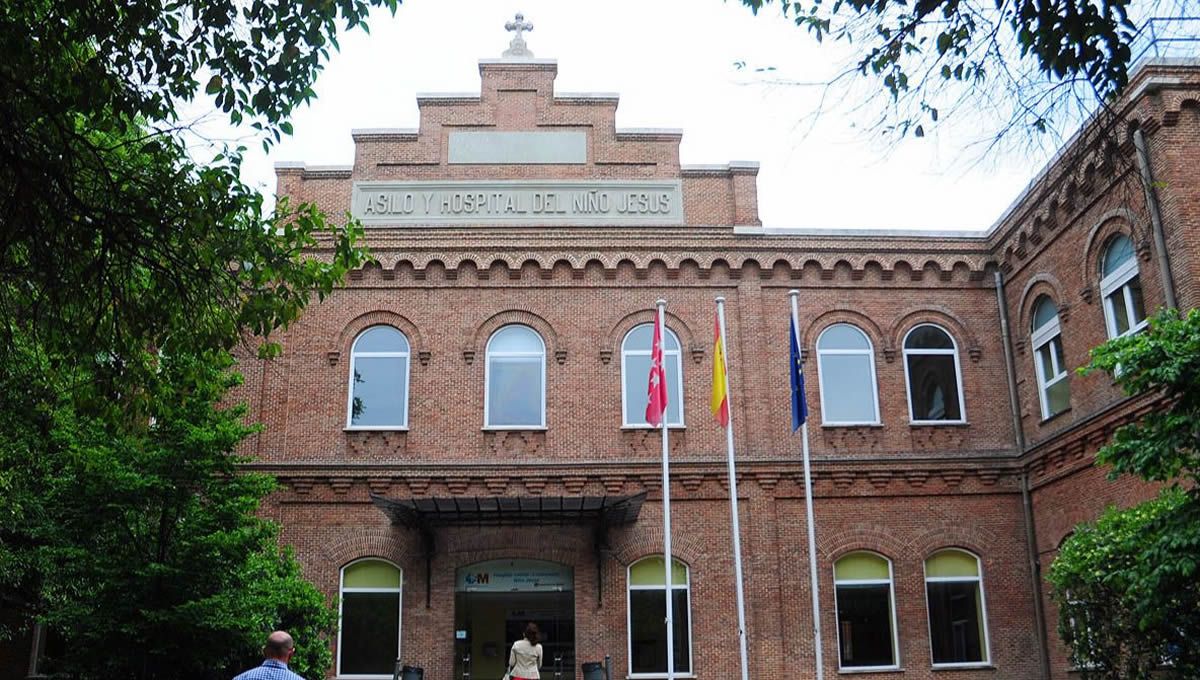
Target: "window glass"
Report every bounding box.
[485,325,545,428]
[925,551,988,666]
[1032,297,1058,332]
[340,560,402,677]
[1101,234,1134,276]
[622,325,684,426]
[628,557,691,675]
[817,324,879,424]
[1030,297,1069,419]
[834,553,897,669]
[349,326,409,428]
[903,324,963,422]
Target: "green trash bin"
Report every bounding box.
[582,662,605,680]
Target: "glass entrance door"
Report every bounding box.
[454,560,575,680]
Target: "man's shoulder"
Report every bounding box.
[232,662,306,680]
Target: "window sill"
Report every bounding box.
[909,420,968,427]
[344,426,409,432]
[1038,407,1072,425]
[482,426,548,431]
[931,663,994,671]
[627,675,696,680]
[621,425,686,431]
[822,422,883,429]
[839,666,904,674]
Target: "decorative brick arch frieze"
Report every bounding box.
[468,309,563,365]
[308,529,413,592]
[607,528,703,569]
[886,305,979,363]
[908,523,997,562]
[1080,209,1150,304]
[821,526,907,564]
[802,308,886,360]
[1017,274,1070,348]
[604,309,697,366]
[330,310,424,367]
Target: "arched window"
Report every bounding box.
[925,549,990,667]
[834,552,899,670]
[347,326,410,428]
[484,325,546,428]
[621,323,684,427]
[627,556,692,676]
[338,559,403,678]
[816,324,880,425]
[1099,234,1147,339]
[1031,296,1070,419]
[902,324,965,423]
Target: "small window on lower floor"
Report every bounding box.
[339,559,403,678]
[834,552,899,669]
[627,556,691,676]
[925,549,990,666]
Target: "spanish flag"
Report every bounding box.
[711,310,730,427]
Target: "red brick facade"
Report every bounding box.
[9,56,1174,680]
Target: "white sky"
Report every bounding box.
[235,0,1058,231]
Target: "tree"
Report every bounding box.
[1048,308,1200,679]
[735,0,1179,143]
[0,0,401,675]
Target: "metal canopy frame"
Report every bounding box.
[369,492,647,607]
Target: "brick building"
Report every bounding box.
[15,26,1198,680]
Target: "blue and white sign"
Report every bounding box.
[455,559,573,592]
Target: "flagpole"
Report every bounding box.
[715,297,751,680]
[790,289,825,680]
[655,298,676,680]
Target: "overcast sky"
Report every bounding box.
[229,0,1058,231]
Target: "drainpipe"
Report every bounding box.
[1133,126,1178,309]
[996,271,1050,679]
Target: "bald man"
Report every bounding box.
[232,631,306,680]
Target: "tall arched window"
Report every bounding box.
[627,556,692,676]
[347,326,410,429]
[834,552,899,670]
[621,323,684,427]
[1031,296,1070,419]
[484,325,546,428]
[925,549,990,667]
[902,324,965,423]
[1099,234,1147,339]
[816,324,880,425]
[338,559,403,678]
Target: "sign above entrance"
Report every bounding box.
[350,180,684,226]
[456,559,573,592]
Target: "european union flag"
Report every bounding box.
[790,319,807,431]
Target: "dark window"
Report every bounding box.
[904,325,963,421]
[629,589,690,674]
[341,592,401,675]
[836,583,895,667]
[927,581,985,664]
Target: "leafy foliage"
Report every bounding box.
[1048,309,1200,678]
[0,0,401,676]
[736,0,1156,139]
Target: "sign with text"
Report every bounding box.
[351,180,684,226]
[455,559,574,592]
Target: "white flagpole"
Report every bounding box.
[790,289,825,680]
[715,297,751,680]
[656,298,676,680]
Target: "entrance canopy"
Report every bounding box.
[370,493,646,529]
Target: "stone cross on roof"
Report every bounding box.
[502,12,534,59]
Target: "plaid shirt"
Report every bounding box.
[232,658,305,680]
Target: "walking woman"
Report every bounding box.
[506,622,543,680]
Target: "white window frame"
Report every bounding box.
[620,323,686,428]
[923,549,992,669]
[483,324,547,430]
[815,324,881,426]
[901,324,967,425]
[337,558,404,680]
[1099,237,1148,340]
[626,557,695,679]
[1031,302,1069,420]
[345,326,411,431]
[833,551,901,672]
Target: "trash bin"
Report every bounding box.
[582,661,605,680]
[400,665,424,680]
